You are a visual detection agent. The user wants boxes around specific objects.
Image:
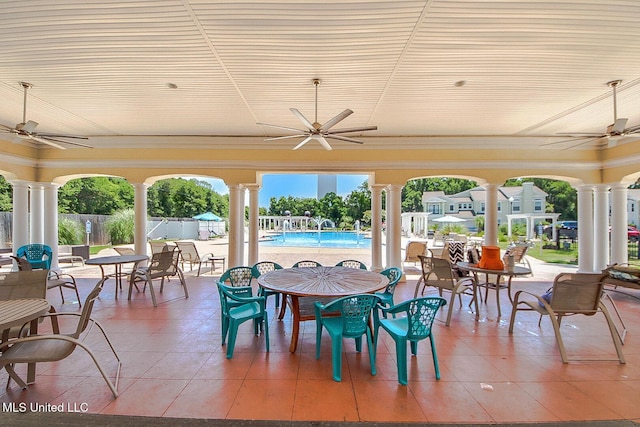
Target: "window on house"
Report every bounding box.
[480,202,485,213]
[512,199,521,212]
[428,205,441,214]
[534,199,542,212]
[497,202,501,212]
[449,204,455,212]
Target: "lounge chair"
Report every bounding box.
[174,241,225,276]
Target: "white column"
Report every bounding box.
[228,184,244,267]
[484,183,500,246]
[577,185,595,272]
[11,180,30,253]
[610,183,628,265]
[370,184,384,272]
[385,184,403,269]
[43,183,60,271]
[133,183,149,258]
[246,184,260,266]
[593,184,610,271]
[29,183,44,243]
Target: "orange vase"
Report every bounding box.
[478,246,504,270]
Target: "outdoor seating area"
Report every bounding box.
[0,246,639,423]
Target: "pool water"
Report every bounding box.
[260,231,371,248]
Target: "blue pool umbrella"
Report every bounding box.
[193,212,222,222]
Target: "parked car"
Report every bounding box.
[627,226,639,242]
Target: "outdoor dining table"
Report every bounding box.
[85,254,148,299]
[456,261,531,317]
[0,298,51,383]
[257,266,389,353]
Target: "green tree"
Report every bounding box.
[59,177,133,214]
[0,175,12,211]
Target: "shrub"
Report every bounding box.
[58,216,83,245]
[105,209,135,245]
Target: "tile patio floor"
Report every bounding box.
[1,248,639,424]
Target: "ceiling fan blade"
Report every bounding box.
[561,138,605,151]
[37,132,89,140]
[326,126,377,135]
[29,135,66,149]
[292,136,313,150]
[541,136,598,147]
[290,108,315,131]
[40,136,93,149]
[315,135,333,151]
[0,123,16,131]
[325,134,364,144]
[556,132,603,136]
[264,134,308,141]
[320,109,353,131]
[257,122,306,134]
[625,124,640,133]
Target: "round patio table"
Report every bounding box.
[456,261,531,317]
[86,255,148,299]
[257,266,388,352]
[0,298,51,383]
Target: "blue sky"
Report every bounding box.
[203,174,369,208]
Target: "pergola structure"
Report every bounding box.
[506,213,562,241]
[2,1,640,274]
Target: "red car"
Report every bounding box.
[628,226,640,242]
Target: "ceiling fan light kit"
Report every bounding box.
[0,81,91,149]
[257,78,377,150]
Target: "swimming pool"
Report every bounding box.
[260,231,371,248]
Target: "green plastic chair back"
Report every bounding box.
[217,282,268,359]
[16,244,52,270]
[376,267,403,309]
[219,266,254,287]
[252,261,284,308]
[374,297,446,385]
[335,260,367,270]
[314,294,380,382]
[292,260,322,268]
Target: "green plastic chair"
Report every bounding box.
[16,244,52,270]
[375,267,403,312]
[252,261,283,308]
[335,260,368,270]
[314,294,380,382]
[374,297,446,385]
[217,282,269,359]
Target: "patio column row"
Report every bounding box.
[9,180,60,270]
[576,183,628,273]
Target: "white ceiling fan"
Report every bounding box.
[257,79,377,150]
[543,80,640,150]
[0,82,92,149]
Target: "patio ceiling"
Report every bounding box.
[2,1,640,152]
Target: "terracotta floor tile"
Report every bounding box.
[100,378,189,416]
[163,379,243,419]
[141,351,210,379]
[292,379,359,421]
[226,379,296,420]
[461,380,560,422]
[410,380,494,423]
[517,380,620,421]
[566,380,640,419]
[352,380,427,422]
